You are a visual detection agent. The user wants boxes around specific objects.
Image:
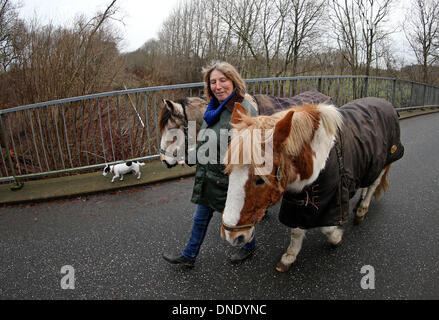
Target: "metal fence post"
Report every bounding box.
[391,78,397,106]
[409,81,414,107]
[353,77,357,100]
[423,85,428,106]
[364,76,369,97]
[0,115,24,191]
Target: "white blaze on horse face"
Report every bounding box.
[223,165,249,243]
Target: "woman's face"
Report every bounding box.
[210,69,234,102]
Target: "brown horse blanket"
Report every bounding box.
[254,91,333,116]
[279,97,404,229]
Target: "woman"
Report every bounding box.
[162,61,258,267]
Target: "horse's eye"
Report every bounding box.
[255,177,265,185]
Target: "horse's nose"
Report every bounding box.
[233,234,246,247]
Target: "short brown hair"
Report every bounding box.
[202,61,246,100]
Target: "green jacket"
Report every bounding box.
[191,93,257,212]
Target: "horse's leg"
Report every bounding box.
[320,226,344,247]
[276,228,306,273]
[354,166,390,224]
[354,188,368,212]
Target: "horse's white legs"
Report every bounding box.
[320,226,344,246]
[354,168,387,224]
[276,228,306,272]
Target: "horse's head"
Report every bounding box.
[159,99,186,167]
[221,103,296,246]
[222,102,342,247]
[159,97,207,168]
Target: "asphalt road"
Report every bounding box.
[0,113,438,300]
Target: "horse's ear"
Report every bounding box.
[164,99,174,111]
[163,99,183,116]
[273,110,294,152]
[231,102,249,125]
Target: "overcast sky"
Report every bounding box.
[18,0,180,52]
[18,0,415,63]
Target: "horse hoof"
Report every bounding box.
[354,215,365,225]
[275,262,291,273]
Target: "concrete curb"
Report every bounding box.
[1,107,438,206]
[398,107,439,120]
[0,161,195,206]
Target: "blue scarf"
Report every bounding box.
[203,91,236,126]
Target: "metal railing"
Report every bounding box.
[1,75,439,186]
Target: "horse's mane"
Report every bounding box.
[225,103,343,178]
[158,105,173,135]
[224,113,277,176]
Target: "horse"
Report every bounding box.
[158,91,333,168]
[159,97,207,168]
[222,97,404,272]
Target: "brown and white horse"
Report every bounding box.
[222,98,403,272]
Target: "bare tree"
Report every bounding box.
[216,0,263,74]
[404,0,439,83]
[328,0,362,75]
[356,0,394,76]
[282,0,326,76]
[0,0,20,71]
[328,0,394,77]
[0,0,125,107]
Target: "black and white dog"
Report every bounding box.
[103,161,145,183]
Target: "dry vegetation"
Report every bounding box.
[0,0,438,109]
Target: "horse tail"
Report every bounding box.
[374,164,391,200]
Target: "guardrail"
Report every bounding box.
[1,75,439,187]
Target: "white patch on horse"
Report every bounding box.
[286,104,342,193]
[223,166,249,231]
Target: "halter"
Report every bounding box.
[159,102,189,160]
[222,221,255,232]
[223,165,284,231]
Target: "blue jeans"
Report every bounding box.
[182,204,256,261]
